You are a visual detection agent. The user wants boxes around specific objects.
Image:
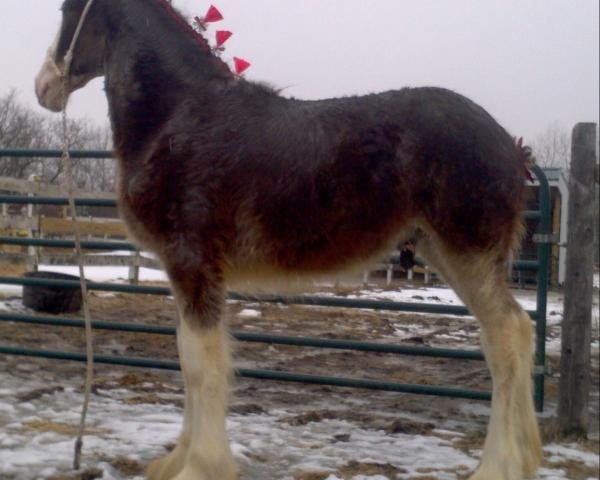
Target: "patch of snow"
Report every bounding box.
[0,366,596,480]
[33,265,169,283]
[237,309,262,319]
[348,286,463,306]
[345,286,566,321]
[544,443,600,468]
[0,285,22,298]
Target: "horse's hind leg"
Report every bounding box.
[418,239,542,480]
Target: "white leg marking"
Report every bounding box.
[173,321,237,480]
[472,305,541,480]
[147,332,193,480]
[418,241,541,480]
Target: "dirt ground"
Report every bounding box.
[0,279,598,479]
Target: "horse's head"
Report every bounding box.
[35,0,107,112]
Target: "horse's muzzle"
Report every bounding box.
[35,59,66,113]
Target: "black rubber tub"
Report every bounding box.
[22,271,84,314]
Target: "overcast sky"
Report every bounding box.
[1,0,598,142]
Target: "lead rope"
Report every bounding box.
[59,0,96,471]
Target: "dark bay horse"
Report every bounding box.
[35,1,542,479]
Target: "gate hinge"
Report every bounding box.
[533,365,551,376]
[533,233,559,244]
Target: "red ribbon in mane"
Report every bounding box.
[195,5,224,31]
[204,5,224,23]
[155,1,249,76]
[216,30,233,47]
[234,57,251,75]
[156,0,212,53]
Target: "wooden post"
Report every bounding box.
[558,122,597,437]
[128,250,141,285]
[27,176,38,272]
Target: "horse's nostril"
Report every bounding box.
[40,82,50,100]
[36,81,50,106]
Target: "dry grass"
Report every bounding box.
[293,461,408,480]
[23,419,110,437]
[0,261,27,276]
[107,456,145,477]
[47,468,103,480]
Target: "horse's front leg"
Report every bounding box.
[175,320,236,480]
[147,332,192,480]
[149,263,237,480]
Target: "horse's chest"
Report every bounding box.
[118,175,172,250]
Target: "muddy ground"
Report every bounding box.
[0,279,598,479]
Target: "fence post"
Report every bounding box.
[128,250,141,285]
[26,175,39,272]
[557,122,597,436]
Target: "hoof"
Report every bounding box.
[147,446,187,480]
[171,466,237,480]
[467,464,521,480]
[171,454,238,480]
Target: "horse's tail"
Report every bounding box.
[504,136,536,276]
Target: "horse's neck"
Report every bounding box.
[104,1,231,160]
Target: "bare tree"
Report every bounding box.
[0,89,115,192]
[0,89,55,178]
[531,122,571,170]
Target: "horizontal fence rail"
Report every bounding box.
[0,194,544,220]
[0,312,486,360]
[0,276,540,320]
[0,149,551,410]
[0,149,113,159]
[0,236,541,272]
[0,195,116,208]
[0,346,491,401]
[0,237,136,251]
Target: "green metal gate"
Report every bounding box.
[0,149,551,410]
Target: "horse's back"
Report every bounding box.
[237,87,526,271]
[392,87,527,254]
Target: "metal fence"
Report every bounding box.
[0,149,552,410]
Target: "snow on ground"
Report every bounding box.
[0,367,597,480]
[1,267,595,352]
[345,284,563,323]
[2,264,598,356]
[0,284,22,297]
[33,265,169,283]
[1,269,599,479]
[238,309,262,319]
[342,283,600,354]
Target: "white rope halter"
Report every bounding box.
[58,0,97,471]
[63,0,96,78]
